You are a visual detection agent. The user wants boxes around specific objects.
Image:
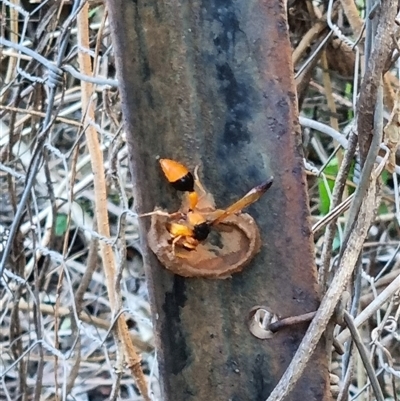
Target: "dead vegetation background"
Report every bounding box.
[0,1,399,400]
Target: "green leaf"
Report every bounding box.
[332,234,341,251]
[318,160,338,215]
[344,83,352,98]
[381,169,389,185]
[377,201,388,216]
[55,214,68,236]
[88,6,100,19]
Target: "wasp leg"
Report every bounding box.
[139,210,183,219]
[170,235,184,255]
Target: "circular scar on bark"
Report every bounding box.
[147,210,261,279]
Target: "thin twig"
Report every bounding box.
[336,273,400,346]
[343,311,384,401]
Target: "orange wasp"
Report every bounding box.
[145,159,273,252]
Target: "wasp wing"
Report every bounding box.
[210,177,273,226]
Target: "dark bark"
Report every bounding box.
[107,1,330,400]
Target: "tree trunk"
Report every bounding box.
[107,1,330,400]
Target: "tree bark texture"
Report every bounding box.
[107,1,330,400]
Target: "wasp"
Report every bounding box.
[143,159,273,252]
